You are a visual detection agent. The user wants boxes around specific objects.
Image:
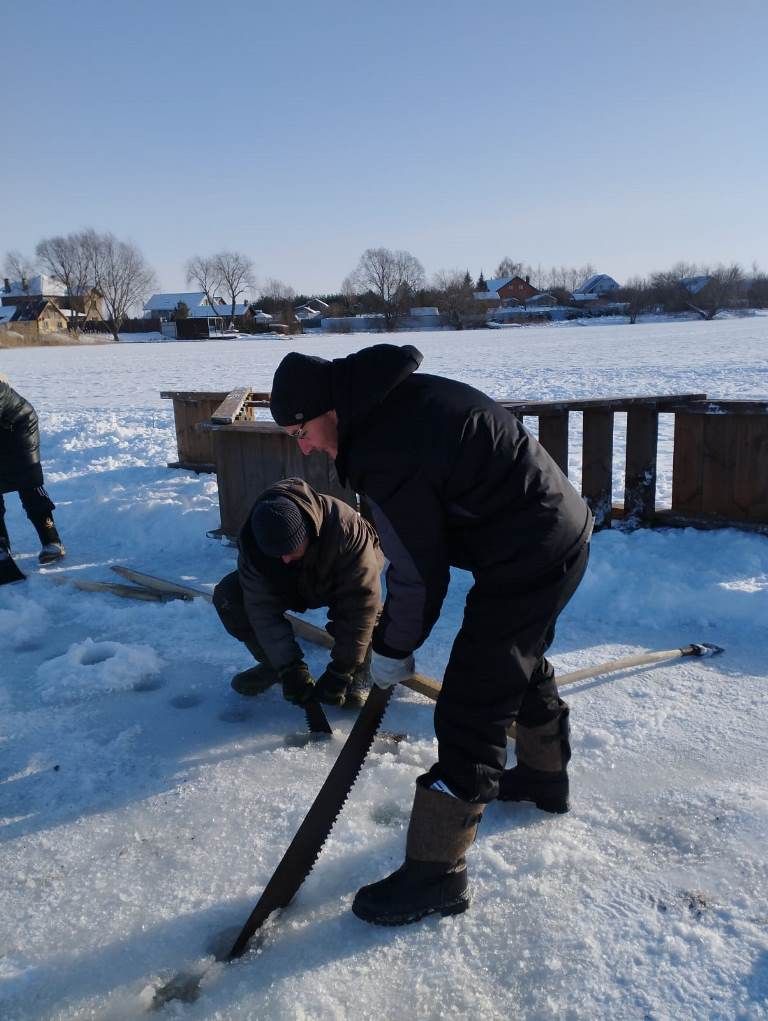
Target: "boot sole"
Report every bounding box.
[352,894,470,926]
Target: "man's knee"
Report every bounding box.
[213,572,250,638]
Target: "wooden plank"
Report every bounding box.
[701,416,738,519]
[671,413,704,515]
[501,393,707,416]
[161,390,229,402]
[211,387,252,424]
[623,407,659,525]
[652,509,768,535]
[732,416,768,522]
[664,400,768,416]
[537,412,569,475]
[581,410,614,529]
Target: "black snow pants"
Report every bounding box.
[426,542,590,804]
[212,570,270,661]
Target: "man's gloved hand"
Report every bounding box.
[315,662,353,706]
[278,660,315,705]
[370,650,415,689]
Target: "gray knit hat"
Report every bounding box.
[250,496,310,557]
[270,352,333,426]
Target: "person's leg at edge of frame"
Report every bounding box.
[0,493,10,554]
[212,570,279,696]
[19,486,65,564]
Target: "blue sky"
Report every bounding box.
[2,0,766,294]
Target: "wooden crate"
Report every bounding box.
[160,390,228,472]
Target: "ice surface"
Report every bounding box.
[0,320,766,1020]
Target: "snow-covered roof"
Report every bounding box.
[484,277,513,294]
[2,274,67,298]
[0,305,17,323]
[571,292,600,302]
[144,292,210,311]
[188,303,248,319]
[410,307,439,316]
[576,274,620,295]
[474,291,502,301]
[681,275,712,295]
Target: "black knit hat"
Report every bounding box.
[250,496,310,557]
[270,352,333,426]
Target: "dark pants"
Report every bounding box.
[0,487,57,549]
[212,570,269,661]
[428,543,590,804]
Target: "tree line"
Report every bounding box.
[4,233,768,339]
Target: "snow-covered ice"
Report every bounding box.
[0,319,766,1019]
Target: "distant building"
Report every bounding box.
[0,299,69,340]
[144,291,250,322]
[571,274,621,306]
[2,274,101,320]
[474,275,540,307]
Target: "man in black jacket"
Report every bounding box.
[270,344,593,925]
[0,376,65,579]
[213,479,383,709]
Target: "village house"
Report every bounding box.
[571,273,621,310]
[2,274,102,320]
[474,275,541,308]
[143,291,251,322]
[0,299,69,342]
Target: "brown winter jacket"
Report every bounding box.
[237,479,384,672]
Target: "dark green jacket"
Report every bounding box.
[237,479,384,671]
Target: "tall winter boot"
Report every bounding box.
[352,782,484,925]
[498,700,571,813]
[230,638,279,696]
[34,516,66,565]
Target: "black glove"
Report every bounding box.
[315,663,354,706]
[278,660,315,705]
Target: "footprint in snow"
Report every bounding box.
[169,694,204,709]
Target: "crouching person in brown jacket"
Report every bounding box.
[213,479,384,709]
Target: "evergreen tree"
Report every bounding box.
[463,270,473,289]
[476,271,487,292]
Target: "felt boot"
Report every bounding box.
[498,700,571,813]
[352,783,484,925]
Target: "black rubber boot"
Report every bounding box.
[498,700,571,813]
[352,783,483,925]
[352,858,469,925]
[33,515,65,564]
[231,639,278,696]
[231,662,279,696]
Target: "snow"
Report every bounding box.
[0,318,767,1020]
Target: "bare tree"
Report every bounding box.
[185,255,224,313]
[3,250,37,285]
[94,234,157,342]
[650,262,743,319]
[348,247,425,329]
[261,277,296,302]
[494,257,525,280]
[431,269,477,329]
[36,229,101,327]
[213,251,256,324]
[614,276,651,324]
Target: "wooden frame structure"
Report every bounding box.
[162,388,768,538]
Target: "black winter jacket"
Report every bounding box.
[0,379,44,494]
[237,479,384,671]
[330,345,592,658]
